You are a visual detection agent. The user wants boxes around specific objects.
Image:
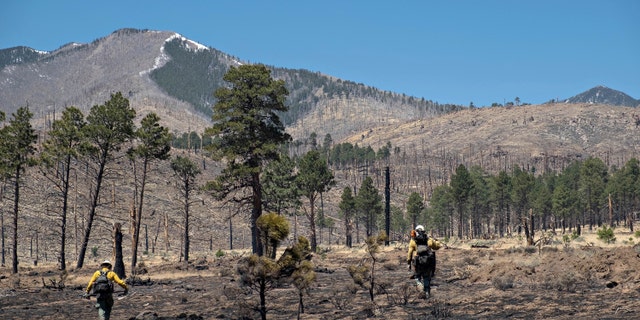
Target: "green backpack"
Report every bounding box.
[93,270,113,294]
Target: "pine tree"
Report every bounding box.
[128,112,171,271]
[40,106,87,270]
[205,64,290,256]
[296,149,335,252]
[0,107,37,273]
[406,192,424,229]
[339,187,356,247]
[170,156,201,262]
[450,164,472,239]
[355,176,383,238]
[77,92,136,269]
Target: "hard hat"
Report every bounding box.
[100,260,112,268]
[415,225,424,232]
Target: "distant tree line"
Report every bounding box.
[168,118,640,247]
[421,157,638,242]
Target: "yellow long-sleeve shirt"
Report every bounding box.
[407,237,442,263]
[86,267,128,293]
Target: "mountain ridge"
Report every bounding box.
[0,28,637,152]
[345,102,640,176]
[0,28,459,141]
[562,85,639,107]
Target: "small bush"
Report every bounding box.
[91,246,99,258]
[215,249,225,258]
[329,287,354,310]
[541,273,577,292]
[382,261,397,271]
[634,230,640,238]
[505,246,522,254]
[430,299,452,318]
[453,266,471,280]
[540,246,559,253]
[218,267,234,277]
[388,282,412,306]
[375,280,392,295]
[462,256,478,266]
[597,225,616,244]
[492,275,514,291]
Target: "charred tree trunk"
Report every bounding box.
[183,186,190,262]
[11,165,21,274]
[58,154,72,270]
[144,224,148,253]
[229,210,234,250]
[131,159,149,272]
[608,194,613,227]
[152,215,161,254]
[522,209,534,246]
[113,223,126,279]
[308,195,317,252]
[1,180,6,267]
[345,219,353,248]
[164,211,170,254]
[77,153,108,269]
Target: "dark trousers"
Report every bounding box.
[415,270,433,293]
[96,294,114,320]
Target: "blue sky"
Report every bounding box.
[2,0,638,107]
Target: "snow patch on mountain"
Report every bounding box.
[166,33,209,51]
[139,33,209,76]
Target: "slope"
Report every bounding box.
[345,103,640,173]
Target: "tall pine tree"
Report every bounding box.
[0,107,37,273]
[205,64,290,256]
[297,149,335,251]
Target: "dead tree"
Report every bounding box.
[113,223,126,279]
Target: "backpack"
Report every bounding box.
[413,231,435,272]
[93,270,113,295]
[414,230,428,245]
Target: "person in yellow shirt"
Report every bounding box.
[85,260,128,320]
[407,225,442,298]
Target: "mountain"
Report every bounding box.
[344,102,640,175]
[563,85,639,107]
[1,29,201,132]
[0,46,48,70]
[0,28,459,141]
[2,28,638,162]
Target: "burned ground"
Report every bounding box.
[1,233,640,319]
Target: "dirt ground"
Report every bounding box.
[1,231,640,320]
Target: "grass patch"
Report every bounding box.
[492,275,514,290]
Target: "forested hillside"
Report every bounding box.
[0,28,463,144]
[0,46,46,69]
[148,35,462,141]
